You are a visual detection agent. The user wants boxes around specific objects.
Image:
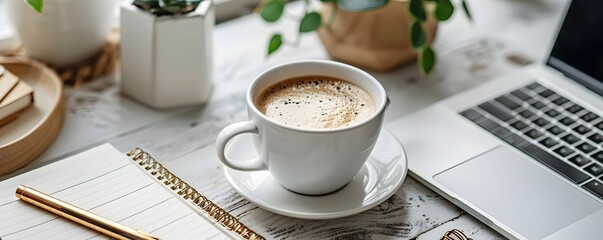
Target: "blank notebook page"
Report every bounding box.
[0,143,232,240]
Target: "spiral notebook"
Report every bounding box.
[0,143,264,240]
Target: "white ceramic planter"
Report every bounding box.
[6,0,118,67]
[120,2,214,109]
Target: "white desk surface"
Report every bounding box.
[2,0,569,238]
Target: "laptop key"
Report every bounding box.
[547,126,564,135]
[496,95,521,110]
[461,108,484,121]
[553,96,569,105]
[525,129,544,139]
[577,142,596,154]
[592,151,603,163]
[531,101,546,109]
[533,118,550,127]
[502,133,529,148]
[476,118,498,130]
[521,144,590,184]
[519,109,536,118]
[588,133,603,144]
[554,146,575,157]
[581,112,599,122]
[567,104,584,113]
[487,125,512,138]
[573,125,591,135]
[583,180,603,198]
[511,90,531,101]
[562,134,580,144]
[560,117,576,126]
[539,137,559,148]
[511,120,529,131]
[570,155,591,167]
[479,102,514,121]
[545,109,560,118]
[585,163,603,176]
[539,89,555,98]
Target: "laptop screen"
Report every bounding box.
[547,1,603,96]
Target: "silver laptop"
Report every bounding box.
[388,1,603,239]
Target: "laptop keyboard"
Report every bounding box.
[460,82,603,200]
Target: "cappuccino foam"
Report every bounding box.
[256,76,375,129]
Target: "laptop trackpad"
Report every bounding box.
[434,147,602,239]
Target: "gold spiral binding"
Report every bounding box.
[441,229,471,240]
[127,148,265,240]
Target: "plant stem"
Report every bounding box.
[326,3,338,26]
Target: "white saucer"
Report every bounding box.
[223,129,407,219]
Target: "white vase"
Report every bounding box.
[120,1,214,109]
[6,0,118,67]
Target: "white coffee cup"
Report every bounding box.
[216,60,387,195]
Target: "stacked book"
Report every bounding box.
[0,65,34,126]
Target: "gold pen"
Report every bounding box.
[15,185,159,240]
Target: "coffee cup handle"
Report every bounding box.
[216,121,267,171]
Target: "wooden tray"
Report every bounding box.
[0,58,64,175]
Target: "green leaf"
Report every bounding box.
[337,0,388,12]
[25,0,43,13]
[410,21,426,49]
[299,12,322,33]
[408,0,426,22]
[435,0,454,21]
[462,0,473,21]
[420,47,436,74]
[260,0,285,23]
[268,33,283,56]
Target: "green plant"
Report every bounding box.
[260,0,472,74]
[24,0,43,13]
[133,0,204,15]
[23,0,202,16]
